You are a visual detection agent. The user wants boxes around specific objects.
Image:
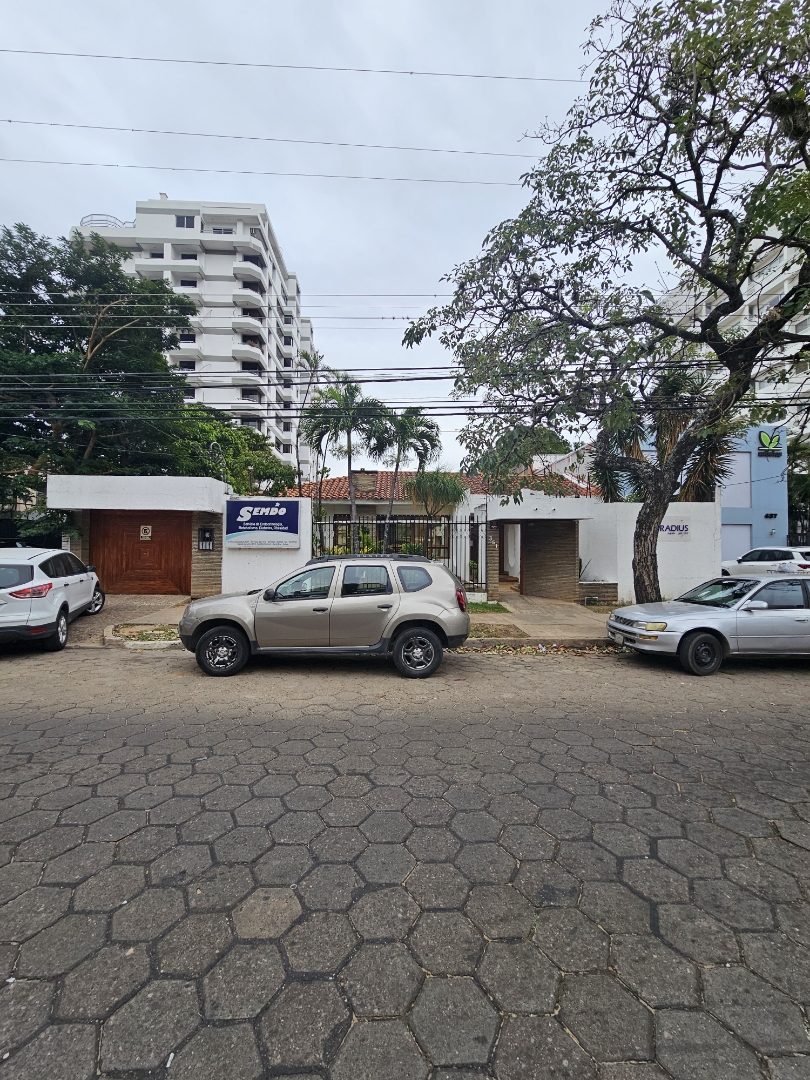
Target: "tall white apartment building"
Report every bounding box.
[74,198,313,478]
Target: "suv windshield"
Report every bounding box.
[677,578,759,607]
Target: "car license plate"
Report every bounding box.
[609,630,624,644]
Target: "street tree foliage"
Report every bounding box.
[0,224,292,532]
[406,0,810,602]
[366,406,441,552]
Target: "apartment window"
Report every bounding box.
[183,387,196,400]
[275,438,283,451]
[212,226,234,234]
[282,401,291,411]
[283,421,292,432]
[243,255,264,268]
[283,357,293,368]
[179,332,196,342]
[180,252,197,260]
[176,215,195,228]
[242,281,263,294]
[283,379,292,389]
[242,418,261,430]
[179,360,196,371]
[242,335,263,349]
[241,361,262,373]
[284,336,293,347]
[241,389,261,402]
[179,279,197,288]
[283,315,293,325]
[149,250,163,259]
[242,308,263,322]
[283,444,291,454]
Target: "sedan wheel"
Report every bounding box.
[679,631,723,676]
[393,627,443,678]
[195,626,250,677]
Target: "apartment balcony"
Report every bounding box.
[233,260,265,284]
[169,343,204,363]
[232,315,266,337]
[228,397,265,413]
[233,286,265,307]
[232,342,266,364]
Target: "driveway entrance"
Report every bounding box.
[89,509,192,594]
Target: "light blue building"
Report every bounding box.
[720,425,788,560]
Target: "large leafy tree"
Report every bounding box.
[407,0,810,602]
[366,406,441,552]
[0,224,292,533]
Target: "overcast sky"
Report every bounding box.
[1,0,606,471]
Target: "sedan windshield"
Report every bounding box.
[676,578,759,607]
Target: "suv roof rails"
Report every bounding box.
[306,553,432,565]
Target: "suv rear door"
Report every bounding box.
[62,552,94,609]
[329,563,400,646]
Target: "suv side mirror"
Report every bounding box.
[85,565,97,573]
[742,600,768,610]
[263,587,276,602]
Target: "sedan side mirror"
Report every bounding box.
[263,587,276,602]
[742,600,768,610]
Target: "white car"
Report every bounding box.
[0,548,105,651]
[722,546,810,575]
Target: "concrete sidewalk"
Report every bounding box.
[469,592,609,647]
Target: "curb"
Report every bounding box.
[101,626,183,650]
[461,636,609,650]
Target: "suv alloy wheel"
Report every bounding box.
[195,625,250,676]
[393,627,443,678]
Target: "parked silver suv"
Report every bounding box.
[179,555,470,678]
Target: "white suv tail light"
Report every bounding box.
[9,582,53,599]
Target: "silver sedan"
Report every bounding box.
[606,574,810,675]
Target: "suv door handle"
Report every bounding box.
[378,604,392,609]
[312,607,328,612]
[796,616,809,622]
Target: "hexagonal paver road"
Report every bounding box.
[2,645,810,1077]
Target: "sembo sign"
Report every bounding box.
[225,499,301,548]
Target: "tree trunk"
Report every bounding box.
[632,483,671,604]
[381,448,402,555]
[347,433,359,554]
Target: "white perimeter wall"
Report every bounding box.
[578,500,721,603]
[221,499,313,594]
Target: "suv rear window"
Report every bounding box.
[0,564,33,589]
[397,566,432,592]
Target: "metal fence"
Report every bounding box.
[789,507,810,547]
[312,515,488,591]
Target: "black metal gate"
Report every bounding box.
[312,514,487,591]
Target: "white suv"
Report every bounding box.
[0,548,105,651]
[722,547,810,575]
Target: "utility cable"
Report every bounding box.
[1,118,542,161]
[0,156,521,187]
[0,48,586,84]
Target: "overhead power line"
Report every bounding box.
[0,156,521,188]
[1,118,541,161]
[0,48,586,84]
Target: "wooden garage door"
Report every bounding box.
[89,510,192,594]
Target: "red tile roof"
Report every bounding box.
[288,469,596,500]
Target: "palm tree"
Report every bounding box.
[295,349,332,496]
[302,377,385,553]
[298,408,333,553]
[366,406,441,552]
[403,468,469,556]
